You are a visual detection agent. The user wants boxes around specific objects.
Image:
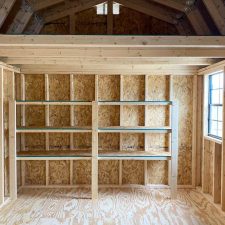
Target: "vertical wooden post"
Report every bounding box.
[0,67,4,205]
[168,75,173,186]
[144,75,148,185]
[92,101,98,200]
[192,75,198,188]
[70,74,74,185]
[9,72,17,200]
[222,67,225,211]
[45,74,50,186]
[171,101,178,199]
[107,0,113,34]
[21,74,25,186]
[119,75,123,185]
[213,143,221,204]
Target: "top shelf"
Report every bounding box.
[16,100,172,106]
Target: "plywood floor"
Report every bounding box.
[0,188,225,225]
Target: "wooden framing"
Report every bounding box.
[107,0,113,35]
[0,0,16,29]
[0,67,4,206]
[222,66,225,211]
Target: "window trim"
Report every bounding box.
[207,72,223,140]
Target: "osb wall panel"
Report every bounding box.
[24,133,45,151]
[98,106,120,127]
[120,134,144,151]
[25,106,45,127]
[122,75,145,100]
[74,75,95,101]
[99,133,120,151]
[146,76,170,184]
[25,161,46,185]
[122,161,144,184]
[98,75,120,100]
[49,161,70,185]
[99,161,119,185]
[25,74,45,100]
[173,76,193,185]
[73,133,92,150]
[73,160,91,185]
[49,106,70,127]
[121,76,145,181]
[74,106,92,127]
[49,74,70,100]
[49,133,70,150]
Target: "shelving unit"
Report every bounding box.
[6,74,179,201]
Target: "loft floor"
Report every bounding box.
[0,188,224,225]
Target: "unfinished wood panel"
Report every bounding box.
[25,106,45,127]
[25,161,46,185]
[98,75,120,101]
[49,106,70,126]
[25,74,45,100]
[122,161,144,184]
[49,74,70,100]
[98,106,120,127]
[73,133,92,150]
[49,161,70,185]
[173,76,193,185]
[73,161,91,185]
[146,76,169,184]
[74,106,92,126]
[213,143,222,203]
[74,75,95,101]
[99,133,120,151]
[98,161,119,185]
[121,75,145,184]
[24,133,45,151]
[49,133,70,150]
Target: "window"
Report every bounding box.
[96,2,120,15]
[208,72,223,139]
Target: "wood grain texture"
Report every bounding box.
[73,160,91,185]
[2,188,223,225]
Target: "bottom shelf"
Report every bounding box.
[17,150,171,160]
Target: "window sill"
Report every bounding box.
[204,135,222,144]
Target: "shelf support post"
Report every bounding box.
[92,101,98,200]
[171,101,178,199]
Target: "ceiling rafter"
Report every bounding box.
[32,0,64,11]
[116,0,178,24]
[149,0,185,12]
[0,0,16,29]
[7,0,33,34]
[202,0,225,35]
[43,0,105,23]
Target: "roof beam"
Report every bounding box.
[186,7,212,35]
[116,0,177,24]
[33,0,64,11]
[0,35,225,48]
[149,0,185,12]
[7,0,33,34]
[44,0,105,23]
[0,0,16,28]
[202,0,225,35]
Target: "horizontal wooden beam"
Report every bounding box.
[44,0,104,23]
[0,35,225,48]
[2,57,216,66]
[19,64,198,75]
[0,47,225,58]
[198,60,225,75]
[116,0,177,24]
[0,0,16,28]
[33,0,64,11]
[149,0,185,12]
